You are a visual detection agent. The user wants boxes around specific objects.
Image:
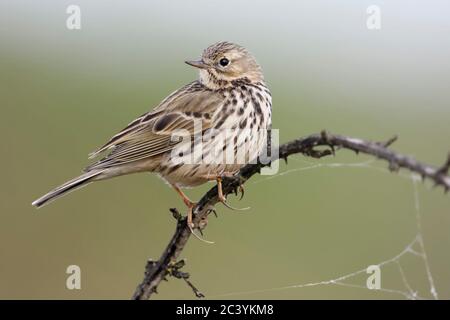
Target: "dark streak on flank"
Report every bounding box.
[239,118,247,129]
[166,162,183,175]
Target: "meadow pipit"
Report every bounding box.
[32,41,272,229]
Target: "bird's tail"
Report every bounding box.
[32,170,104,208]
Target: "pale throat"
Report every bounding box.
[198,69,263,90]
[198,69,229,90]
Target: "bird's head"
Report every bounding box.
[185,41,264,89]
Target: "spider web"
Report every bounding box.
[212,158,440,300]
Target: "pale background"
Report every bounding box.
[1,0,449,299]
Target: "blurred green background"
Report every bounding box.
[1,0,449,299]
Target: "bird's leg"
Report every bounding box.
[202,173,249,211]
[171,184,196,229]
[216,176,226,203]
[171,184,214,244]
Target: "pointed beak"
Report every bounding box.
[185,59,209,69]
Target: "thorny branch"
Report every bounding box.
[132,131,450,300]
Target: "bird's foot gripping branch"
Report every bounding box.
[133,130,450,300]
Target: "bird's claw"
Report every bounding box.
[188,223,215,244]
[186,205,214,244]
[218,194,250,211]
[238,184,245,200]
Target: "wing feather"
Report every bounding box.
[85,81,222,171]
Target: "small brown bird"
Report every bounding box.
[32,41,272,228]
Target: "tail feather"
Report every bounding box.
[32,170,104,208]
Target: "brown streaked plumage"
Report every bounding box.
[32,41,272,229]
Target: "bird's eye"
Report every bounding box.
[219,58,230,67]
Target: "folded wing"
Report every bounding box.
[85,81,221,171]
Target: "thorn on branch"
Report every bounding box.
[378,135,398,148]
[436,152,450,176]
[206,207,218,218]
